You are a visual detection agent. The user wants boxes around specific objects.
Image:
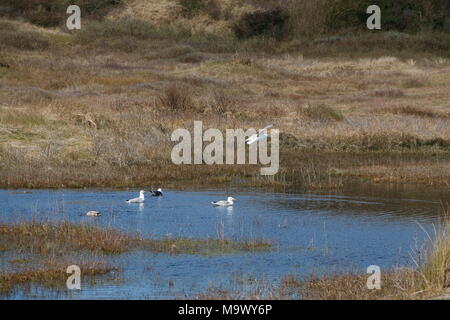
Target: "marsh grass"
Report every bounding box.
[140,237,272,255]
[0,222,132,255]
[0,147,448,190]
[416,208,450,292]
[277,271,424,300]
[0,262,113,296]
[0,221,273,256]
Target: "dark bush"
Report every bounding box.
[0,30,49,50]
[327,0,449,32]
[0,0,121,27]
[179,0,205,18]
[179,0,221,20]
[233,8,289,40]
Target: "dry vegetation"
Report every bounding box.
[0,13,449,190]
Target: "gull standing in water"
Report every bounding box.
[126,190,146,203]
[246,124,273,145]
[212,197,237,207]
[150,188,163,197]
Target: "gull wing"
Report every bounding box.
[247,132,268,145]
[260,124,273,132]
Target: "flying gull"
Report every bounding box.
[246,124,273,145]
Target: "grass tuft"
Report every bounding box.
[297,104,345,122]
[157,85,196,112]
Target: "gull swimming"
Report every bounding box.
[150,188,163,197]
[212,197,236,207]
[86,211,101,217]
[126,190,146,203]
[246,124,273,145]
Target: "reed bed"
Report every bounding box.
[0,221,273,256]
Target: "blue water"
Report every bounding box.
[0,188,444,299]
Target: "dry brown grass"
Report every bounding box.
[380,106,450,119]
[0,17,449,190]
[418,209,450,292]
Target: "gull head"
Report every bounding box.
[227,197,237,202]
[140,190,146,195]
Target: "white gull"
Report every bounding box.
[126,190,146,203]
[212,197,236,207]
